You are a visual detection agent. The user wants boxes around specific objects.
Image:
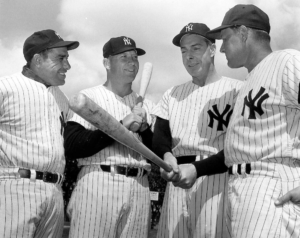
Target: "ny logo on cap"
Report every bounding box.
[123,37,131,45]
[55,31,62,40]
[186,24,193,32]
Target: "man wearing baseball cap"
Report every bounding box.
[0,30,79,237]
[152,23,242,238]
[64,36,155,237]
[173,4,300,237]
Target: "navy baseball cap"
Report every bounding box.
[23,29,79,62]
[207,4,270,39]
[172,23,215,47]
[103,36,146,58]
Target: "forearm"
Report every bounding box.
[64,121,114,158]
[191,150,228,178]
[152,117,172,159]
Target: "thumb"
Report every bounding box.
[275,192,291,206]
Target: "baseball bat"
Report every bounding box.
[130,62,153,131]
[69,93,172,172]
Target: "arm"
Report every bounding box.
[64,121,114,158]
[173,150,228,189]
[152,117,180,181]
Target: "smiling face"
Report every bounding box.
[36,47,71,86]
[180,34,213,79]
[220,27,246,68]
[108,50,139,83]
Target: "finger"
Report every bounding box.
[275,192,292,206]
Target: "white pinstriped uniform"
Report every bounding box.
[153,77,243,238]
[0,73,72,238]
[67,85,155,238]
[224,50,300,237]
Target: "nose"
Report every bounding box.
[220,43,225,53]
[186,50,194,60]
[63,59,71,70]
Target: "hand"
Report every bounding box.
[172,164,197,189]
[122,113,143,132]
[275,186,300,206]
[160,153,181,183]
[131,103,147,132]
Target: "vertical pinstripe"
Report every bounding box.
[224,50,300,237]
[67,85,154,238]
[0,73,71,237]
[153,77,242,238]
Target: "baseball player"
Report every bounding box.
[0,30,79,238]
[65,36,155,238]
[172,4,300,238]
[152,23,243,238]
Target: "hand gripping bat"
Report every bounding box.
[69,93,172,172]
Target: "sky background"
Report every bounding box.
[0,0,299,103]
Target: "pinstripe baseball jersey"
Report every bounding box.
[0,73,71,175]
[67,84,155,238]
[153,77,243,238]
[223,49,300,238]
[225,49,300,166]
[70,84,154,169]
[0,72,72,238]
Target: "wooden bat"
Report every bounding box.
[130,62,153,132]
[69,93,172,172]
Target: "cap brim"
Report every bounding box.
[172,32,214,46]
[206,25,233,39]
[111,47,146,57]
[48,41,80,50]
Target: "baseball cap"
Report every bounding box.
[172,23,215,47]
[23,29,79,62]
[103,36,146,58]
[207,4,270,39]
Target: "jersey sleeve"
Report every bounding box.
[151,88,172,120]
[282,52,300,108]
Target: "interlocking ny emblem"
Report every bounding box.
[208,104,233,131]
[59,112,66,136]
[123,37,131,45]
[242,87,269,119]
[185,24,193,32]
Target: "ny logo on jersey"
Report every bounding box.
[185,24,193,32]
[59,112,66,136]
[207,104,233,131]
[123,37,131,45]
[55,31,62,40]
[241,87,269,119]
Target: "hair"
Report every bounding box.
[230,25,271,43]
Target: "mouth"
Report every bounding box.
[59,72,66,77]
[125,69,135,73]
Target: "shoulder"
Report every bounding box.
[219,76,244,90]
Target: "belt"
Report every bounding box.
[18,169,64,185]
[176,155,205,165]
[228,163,251,175]
[100,165,147,177]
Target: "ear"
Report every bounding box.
[32,54,42,67]
[239,25,248,42]
[209,43,216,57]
[103,58,110,70]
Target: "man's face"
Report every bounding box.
[180,34,212,78]
[220,28,245,68]
[109,50,139,83]
[38,47,71,86]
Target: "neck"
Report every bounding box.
[192,65,221,87]
[22,65,50,87]
[103,77,132,97]
[245,43,272,72]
